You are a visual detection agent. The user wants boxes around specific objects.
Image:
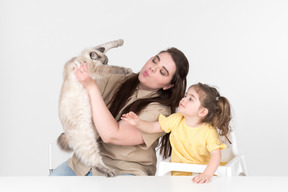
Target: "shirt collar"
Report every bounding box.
[135,87,159,98]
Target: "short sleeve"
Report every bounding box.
[159,113,183,133]
[138,102,171,149]
[206,128,227,152]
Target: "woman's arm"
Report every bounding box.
[74,63,144,146]
[121,112,163,133]
[192,149,221,184]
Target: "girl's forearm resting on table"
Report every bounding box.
[203,149,221,176]
[192,149,221,184]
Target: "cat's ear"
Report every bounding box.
[97,47,105,53]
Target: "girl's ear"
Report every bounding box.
[199,107,208,118]
[163,84,174,90]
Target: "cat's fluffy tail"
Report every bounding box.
[57,133,73,152]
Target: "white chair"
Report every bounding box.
[48,143,73,175]
[156,131,248,176]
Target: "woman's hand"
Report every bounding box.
[73,62,96,90]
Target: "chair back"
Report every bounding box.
[220,131,238,163]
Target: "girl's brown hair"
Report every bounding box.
[191,83,232,143]
[108,47,189,158]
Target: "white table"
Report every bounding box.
[0,176,287,192]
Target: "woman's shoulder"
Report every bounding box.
[97,74,134,102]
[98,73,132,86]
[97,73,134,92]
[139,102,171,122]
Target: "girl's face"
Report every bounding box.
[178,87,205,118]
[138,52,176,91]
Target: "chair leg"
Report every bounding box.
[49,169,54,175]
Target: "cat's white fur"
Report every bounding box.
[57,39,132,177]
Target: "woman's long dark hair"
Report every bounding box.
[108,47,189,159]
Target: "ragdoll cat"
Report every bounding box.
[57,39,132,177]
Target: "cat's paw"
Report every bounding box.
[95,166,116,177]
[125,68,133,76]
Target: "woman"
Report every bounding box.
[51,47,189,176]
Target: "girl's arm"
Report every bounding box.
[121,112,163,133]
[74,63,144,146]
[192,149,221,184]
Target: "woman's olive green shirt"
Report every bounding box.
[68,74,171,176]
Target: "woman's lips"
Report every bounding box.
[143,70,149,77]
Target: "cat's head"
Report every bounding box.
[78,39,124,66]
[79,47,109,66]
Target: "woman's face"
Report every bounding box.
[138,52,176,91]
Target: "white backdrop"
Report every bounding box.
[0,0,287,176]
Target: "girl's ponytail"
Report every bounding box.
[211,96,232,143]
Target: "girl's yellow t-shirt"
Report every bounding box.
[159,113,227,176]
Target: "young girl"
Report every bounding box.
[121,83,232,183]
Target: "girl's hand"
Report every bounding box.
[121,111,139,126]
[74,62,96,90]
[192,149,221,184]
[192,173,212,184]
